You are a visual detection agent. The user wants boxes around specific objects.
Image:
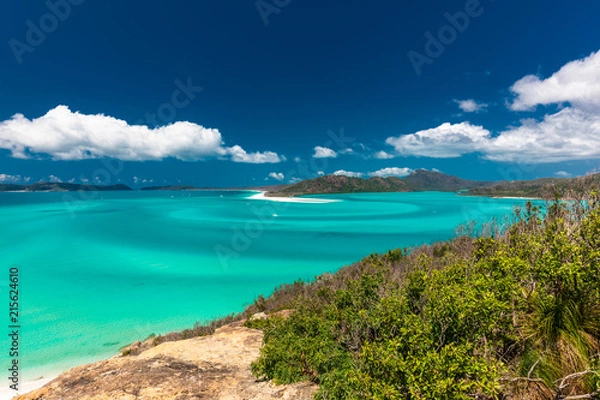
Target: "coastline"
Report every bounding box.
[1,377,54,400]
[492,196,540,200]
[247,191,341,203]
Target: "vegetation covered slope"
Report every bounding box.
[265,175,410,197]
[245,194,600,399]
[266,170,488,197]
[467,173,600,198]
[403,169,491,191]
[266,171,600,199]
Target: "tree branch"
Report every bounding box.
[528,354,543,379]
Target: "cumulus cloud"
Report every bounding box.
[368,167,413,178]
[0,105,283,163]
[510,50,600,111]
[227,145,284,164]
[0,173,21,183]
[333,170,363,178]
[317,171,325,176]
[48,175,62,183]
[454,99,488,113]
[374,150,394,159]
[267,172,285,181]
[313,146,337,159]
[384,109,600,163]
[385,122,491,158]
[555,171,572,178]
[484,108,600,162]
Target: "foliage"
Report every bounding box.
[251,193,600,399]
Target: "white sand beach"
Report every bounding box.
[248,191,340,203]
[0,377,54,400]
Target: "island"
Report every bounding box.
[263,169,600,199]
[0,183,133,192]
[264,170,493,197]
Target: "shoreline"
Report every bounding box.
[247,191,341,203]
[0,377,54,400]
[491,196,540,200]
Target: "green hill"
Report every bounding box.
[467,173,600,198]
[266,170,489,197]
[266,170,600,199]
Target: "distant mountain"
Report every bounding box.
[402,169,492,191]
[467,173,600,198]
[0,183,132,192]
[266,175,410,197]
[265,170,489,197]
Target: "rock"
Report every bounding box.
[247,312,268,321]
[16,321,317,400]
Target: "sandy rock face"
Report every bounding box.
[16,321,317,400]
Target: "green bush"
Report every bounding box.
[250,196,600,399]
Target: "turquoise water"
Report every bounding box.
[0,190,528,381]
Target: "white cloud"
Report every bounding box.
[510,50,600,111]
[385,122,491,158]
[555,171,572,178]
[227,145,284,164]
[374,150,394,159]
[48,175,62,183]
[384,108,600,163]
[339,148,354,154]
[267,172,285,181]
[454,99,488,113]
[294,157,302,163]
[313,146,337,159]
[0,105,283,163]
[368,167,413,178]
[484,108,600,162]
[0,173,21,183]
[317,171,325,176]
[333,170,363,178]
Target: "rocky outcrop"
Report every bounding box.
[17,321,316,400]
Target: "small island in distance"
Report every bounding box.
[0,182,133,192]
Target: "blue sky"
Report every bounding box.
[0,0,599,188]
